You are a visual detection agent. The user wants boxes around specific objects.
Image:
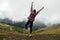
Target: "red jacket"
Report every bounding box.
[28,2,44,21]
[28,11,38,21]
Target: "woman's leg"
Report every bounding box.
[30,21,33,33]
[25,20,30,29]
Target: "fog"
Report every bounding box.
[0,0,60,25]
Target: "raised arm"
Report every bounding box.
[30,2,33,12]
[37,7,44,14]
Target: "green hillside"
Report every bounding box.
[34,24,60,34]
[0,23,60,34]
[0,23,60,40]
[0,23,29,34]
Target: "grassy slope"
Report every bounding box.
[1,23,60,34]
[34,24,60,34]
[0,23,60,40]
[0,23,29,34]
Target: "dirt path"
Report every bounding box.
[0,30,60,40]
[0,34,60,40]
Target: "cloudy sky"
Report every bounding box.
[0,0,60,25]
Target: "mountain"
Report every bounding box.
[0,18,46,30]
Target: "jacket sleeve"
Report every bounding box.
[30,2,33,13]
[36,7,44,14]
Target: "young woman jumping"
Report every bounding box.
[25,2,44,34]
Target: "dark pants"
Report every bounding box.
[25,20,33,33]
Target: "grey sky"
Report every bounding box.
[0,0,60,25]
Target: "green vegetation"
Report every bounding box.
[0,23,29,34]
[0,23,60,40]
[0,23,60,34]
[33,24,60,34]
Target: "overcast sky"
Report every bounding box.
[0,0,60,25]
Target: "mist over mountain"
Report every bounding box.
[0,18,46,30]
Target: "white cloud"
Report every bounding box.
[0,0,60,24]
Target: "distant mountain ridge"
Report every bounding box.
[0,18,46,30]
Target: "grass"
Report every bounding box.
[0,23,29,33]
[0,23,60,40]
[33,24,60,34]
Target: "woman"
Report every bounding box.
[25,2,44,34]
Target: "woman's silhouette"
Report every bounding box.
[25,2,44,34]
